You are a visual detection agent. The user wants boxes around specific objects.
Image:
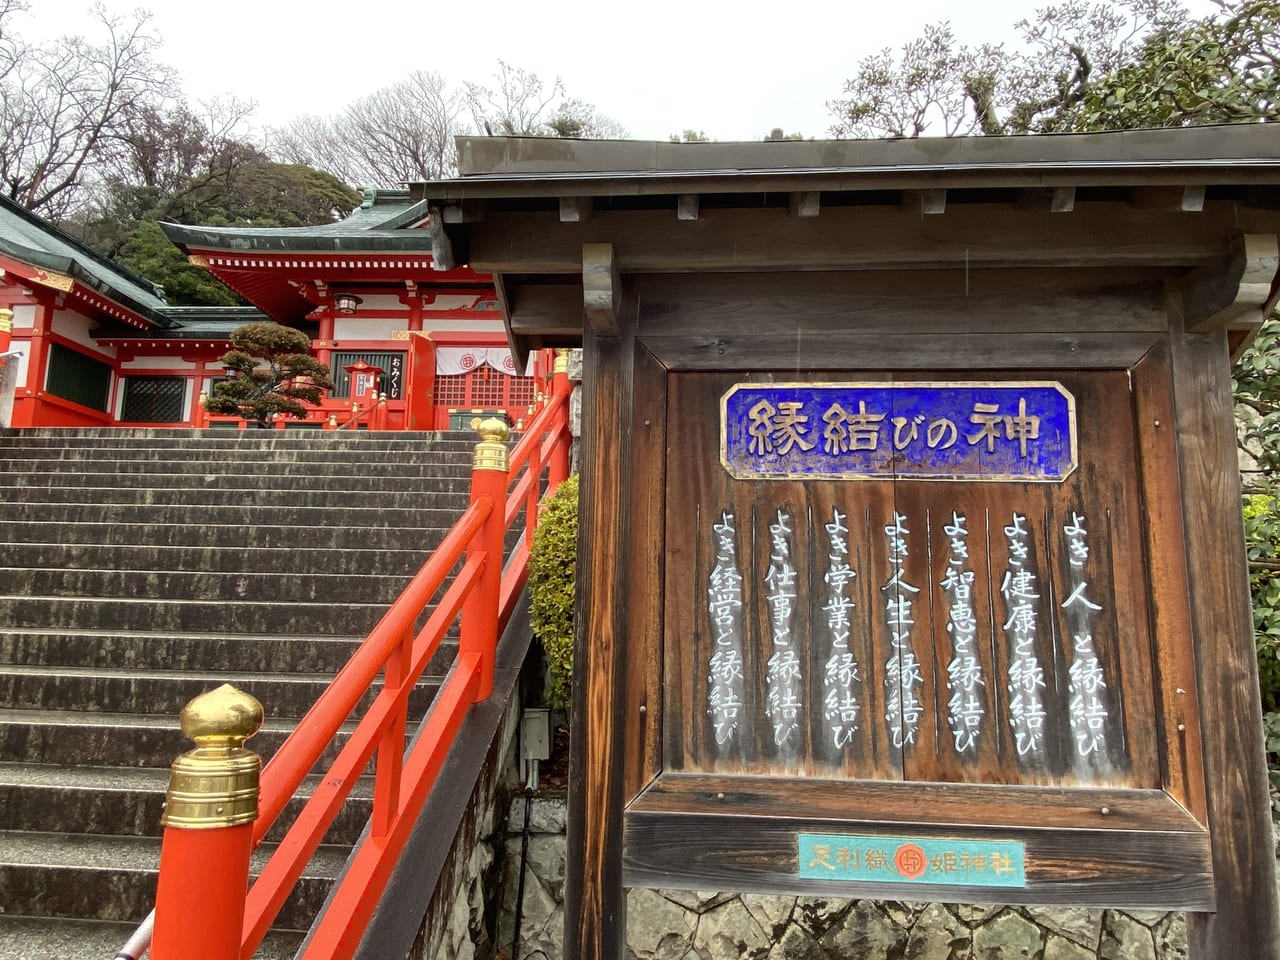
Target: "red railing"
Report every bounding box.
[144,360,572,960]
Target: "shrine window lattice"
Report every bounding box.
[435,371,535,413]
[120,376,185,423]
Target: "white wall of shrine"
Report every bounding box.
[51,308,117,359]
[119,356,198,371]
[334,316,404,340]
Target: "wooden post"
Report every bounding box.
[152,685,263,960]
[565,321,634,960]
[1168,294,1280,958]
[460,417,509,701]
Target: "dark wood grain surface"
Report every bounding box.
[661,369,1159,789]
[1166,287,1280,958]
[565,324,634,960]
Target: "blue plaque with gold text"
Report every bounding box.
[720,381,1076,482]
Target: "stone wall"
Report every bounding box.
[495,796,1189,960]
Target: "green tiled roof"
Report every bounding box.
[0,195,271,333]
[0,195,173,326]
[160,190,430,253]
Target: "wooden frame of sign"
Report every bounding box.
[415,130,1280,960]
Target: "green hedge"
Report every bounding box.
[528,476,579,710]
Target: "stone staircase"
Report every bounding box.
[0,427,479,958]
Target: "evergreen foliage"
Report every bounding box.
[1238,317,1280,717]
[206,323,335,427]
[528,476,579,710]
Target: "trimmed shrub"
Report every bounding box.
[528,475,579,710]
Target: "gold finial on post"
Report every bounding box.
[161,684,263,829]
[553,348,570,374]
[472,416,510,473]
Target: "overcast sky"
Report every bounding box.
[21,0,1223,143]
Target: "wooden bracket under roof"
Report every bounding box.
[427,206,455,271]
[582,243,620,337]
[560,198,592,223]
[1181,233,1279,341]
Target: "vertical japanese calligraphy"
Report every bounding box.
[883,512,923,750]
[821,508,861,751]
[1001,514,1049,762]
[1061,512,1113,769]
[706,511,745,751]
[765,508,804,753]
[941,512,985,754]
[690,499,1139,779]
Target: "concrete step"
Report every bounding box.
[0,520,452,550]
[0,763,376,845]
[0,456,474,479]
[0,830,346,930]
[0,425,483,949]
[0,665,440,718]
[0,445,477,465]
[0,708,362,769]
[0,628,458,675]
[0,916,303,960]
[0,481,472,508]
[0,500,463,529]
[0,595,393,635]
[0,469,479,494]
[1,567,416,605]
[0,427,475,445]
[0,542,432,576]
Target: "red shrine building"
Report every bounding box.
[0,190,545,430]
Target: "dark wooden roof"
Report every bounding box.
[417,125,1280,199]
[409,125,1280,365]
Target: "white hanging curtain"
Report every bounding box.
[435,346,523,377]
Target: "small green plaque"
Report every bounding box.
[797,833,1026,887]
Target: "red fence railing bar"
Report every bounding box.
[145,351,573,960]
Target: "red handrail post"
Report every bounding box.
[460,416,509,701]
[152,685,263,960]
[549,349,571,488]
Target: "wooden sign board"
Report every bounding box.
[630,361,1209,906]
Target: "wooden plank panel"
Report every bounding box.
[622,810,1213,909]
[664,371,907,780]
[467,205,1239,275]
[1129,341,1207,821]
[892,484,1006,785]
[1040,370,1160,788]
[629,773,1206,831]
[623,345,668,801]
[643,332,1162,372]
[662,369,1161,792]
[1166,288,1280,956]
[635,266,1169,305]
[506,283,582,337]
[805,476,898,779]
[565,324,635,960]
[636,287,1169,337]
